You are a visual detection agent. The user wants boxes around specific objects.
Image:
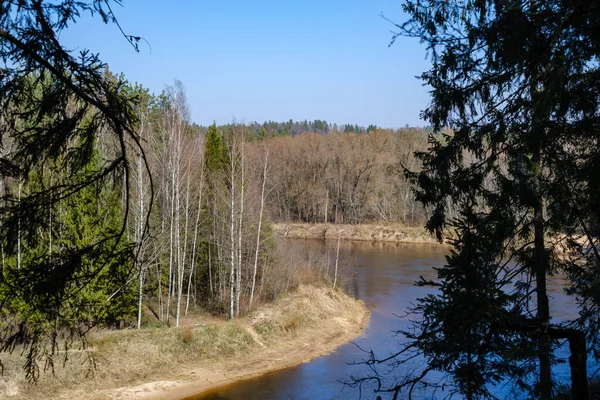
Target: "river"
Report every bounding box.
[189,239,586,400]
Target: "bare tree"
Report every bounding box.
[228,134,237,320]
[249,147,269,309]
[186,148,205,315]
[333,231,340,289]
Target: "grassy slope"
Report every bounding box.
[1,285,369,400]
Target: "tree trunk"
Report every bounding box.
[531,140,552,399]
[208,244,213,295]
[236,141,245,317]
[137,266,144,329]
[333,232,340,289]
[17,180,22,270]
[167,157,175,325]
[48,173,52,263]
[175,161,187,328]
[136,149,145,329]
[186,165,204,316]
[250,148,268,309]
[325,186,328,223]
[229,142,236,320]
[157,262,163,323]
[569,330,589,400]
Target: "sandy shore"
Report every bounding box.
[137,299,369,400]
[273,222,442,244]
[5,286,369,400]
[111,287,369,400]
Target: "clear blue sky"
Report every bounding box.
[61,0,432,128]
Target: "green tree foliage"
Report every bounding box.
[351,1,600,399]
[182,122,225,304]
[344,123,365,134]
[56,150,136,328]
[204,123,228,174]
[1,144,136,380]
[0,1,145,380]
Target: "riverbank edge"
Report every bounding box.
[10,285,369,400]
[133,286,370,400]
[273,222,444,244]
[144,292,369,400]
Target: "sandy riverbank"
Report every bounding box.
[273,222,442,244]
[2,285,369,400]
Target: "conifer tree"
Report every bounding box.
[352,2,600,399]
[0,1,146,380]
[204,123,228,173]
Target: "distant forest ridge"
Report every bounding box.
[189,119,433,137]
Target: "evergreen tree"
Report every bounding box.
[197,123,227,306]
[0,1,145,380]
[353,2,600,399]
[56,149,136,328]
[204,123,228,173]
[2,144,136,379]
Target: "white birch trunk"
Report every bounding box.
[136,150,145,329]
[236,141,245,317]
[229,142,236,320]
[325,189,329,224]
[17,180,23,270]
[333,232,340,289]
[167,108,178,325]
[167,160,175,324]
[249,148,268,309]
[174,156,184,328]
[186,162,204,315]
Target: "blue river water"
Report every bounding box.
[190,239,595,400]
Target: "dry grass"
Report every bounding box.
[273,222,442,244]
[1,285,368,400]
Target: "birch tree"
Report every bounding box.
[249,147,269,309]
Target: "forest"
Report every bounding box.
[0,1,432,379]
[120,78,429,328]
[0,68,430,342]
[2,1,600,400]
[84,76,432,327]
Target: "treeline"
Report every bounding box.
[252,129,430,225]
[0,75,322,339]
[125,84,437,328]
[1,72,432,336]
[0,1,428,382]
[130,87,433,328]
[193,119,428,139]
[128,81,318,327]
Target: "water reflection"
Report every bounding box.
[190,239,585,400]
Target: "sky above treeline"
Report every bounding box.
[61,0,432,128]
